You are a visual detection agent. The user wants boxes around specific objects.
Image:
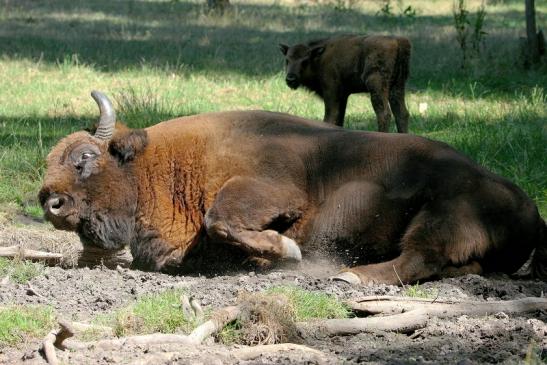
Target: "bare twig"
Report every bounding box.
[180,294,194,320]
[393,265,406,289]
[42,319,75,364]
[42,330,59,365]
[187,306,240,344]
[190,297,204,321]
[27,283,46,299]
[0,245,63,261]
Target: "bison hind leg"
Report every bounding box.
[333,200,493,286]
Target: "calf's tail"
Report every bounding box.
[531,218,547,280]
[394,37,411,84]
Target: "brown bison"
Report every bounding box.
[279,35,411,132]
[39,91,546,285]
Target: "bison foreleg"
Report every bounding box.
[204,176,306,262]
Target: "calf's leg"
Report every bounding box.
[388,86,409,133]
[322,90,348,127]
[366,73,392,132]
[204,176,306,262]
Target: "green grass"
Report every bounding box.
[266,285,350,321]
[100,289,198,337]
[0,305,55,347]
[0,0,545,216]
[0,258,44,284]
[403,282,438,299]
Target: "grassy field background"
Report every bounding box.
[0,0,545,217]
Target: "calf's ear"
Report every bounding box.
[279,43,289,55]
[310,46,325,59]
[108,127,148,164]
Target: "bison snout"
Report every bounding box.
[285,74,300,89]
[46,195,65,216]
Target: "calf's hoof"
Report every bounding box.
[331,271,362,285]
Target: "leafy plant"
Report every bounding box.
[453,0,488,68]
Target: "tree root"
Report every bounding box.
[42,306,241,362]
[348,296,547,316]
[0,245,63,261]
[232,343,329,363]
[298,296,547,336]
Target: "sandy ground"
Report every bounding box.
[0,218,546,364]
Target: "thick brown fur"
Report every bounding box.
[280,35,411,132]
[40,109,546,283]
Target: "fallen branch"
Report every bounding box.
[48,305,241,354]
[348,296,547,316]
[232,343,330,363]
[298,296,547,337]
[42,319,75,365]
[297,310,428,335]
[187,305,240,344]
[0,245,62,261]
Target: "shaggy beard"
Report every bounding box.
[78,212,135,250]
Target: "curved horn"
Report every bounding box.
[91,90,116,140]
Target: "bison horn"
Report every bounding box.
[91,90,116,140]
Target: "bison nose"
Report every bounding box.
[46,195,66,216]
[286,73,297,82]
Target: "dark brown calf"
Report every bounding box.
[280,35,411,132]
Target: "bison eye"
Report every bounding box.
[81,152,94,160]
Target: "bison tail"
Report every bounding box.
[394,37,411,84]
[531,218,547,280]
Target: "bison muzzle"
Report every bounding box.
[39,91,547,284]
[280,35,411,132]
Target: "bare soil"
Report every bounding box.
[0,217,546,364]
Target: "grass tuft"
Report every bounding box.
[0,305,55,347]
[0,258,44,284]
[403,283,438,299]
[104,290,198,337]
[266,285,351,321]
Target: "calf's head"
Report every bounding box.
[279,42,325,89]
[39,91,148,250]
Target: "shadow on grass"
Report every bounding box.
[1,0,545,99]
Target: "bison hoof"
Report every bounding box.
[280,235,302,262]
[331,271,362,285]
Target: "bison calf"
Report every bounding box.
[280,35,411,132]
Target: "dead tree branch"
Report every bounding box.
[0,245,62,261]
[48,306,241,355]
[232,343,329,363]
[298,296,547,337]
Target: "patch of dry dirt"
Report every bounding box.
[0,220,546,364]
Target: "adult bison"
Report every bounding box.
[279,35,411,132]
[39,91,546,285]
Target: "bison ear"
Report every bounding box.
[279,43,289,55]
[310,46,325,59]
[108,127,148,164]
